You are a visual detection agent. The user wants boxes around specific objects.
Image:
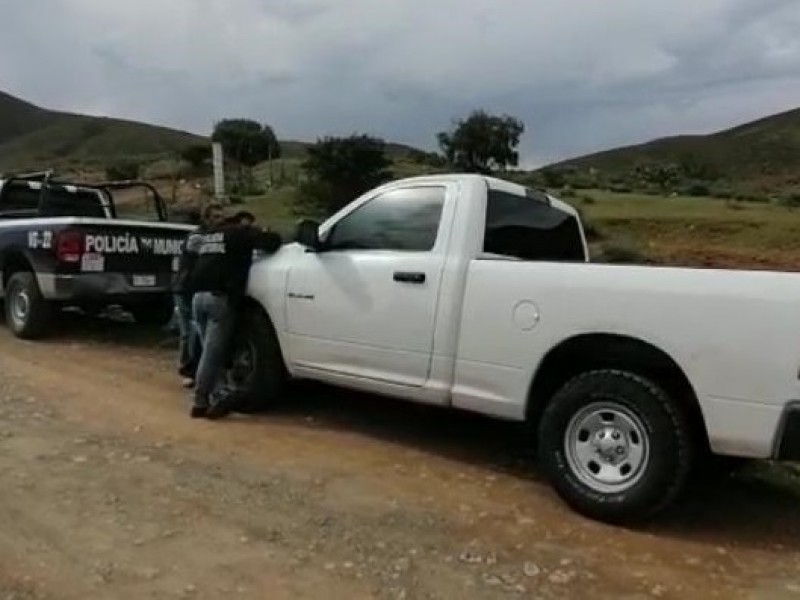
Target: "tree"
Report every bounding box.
[211,119,280,195]
[180,143,212,170]
[299,135,392,215]
[406,148,447,169]
[105,159,141,181]
[211,119,281,166]
[678,152,719,181]
[437,110,524,174]
[633,163,681,194]
[540,168,567,188]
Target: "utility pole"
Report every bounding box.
[212,142,227,203]
[268,143,273,189]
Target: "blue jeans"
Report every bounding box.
[192,292,235,406]
[173,293,200,378]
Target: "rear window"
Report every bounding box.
[0,182,106,218]
[40,188,106,218]
[483,189,585,261]
[110,187,161,222]
[0,182,40,214]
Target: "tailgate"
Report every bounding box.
[59,221,193,290]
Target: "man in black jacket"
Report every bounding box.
[187,219,282,418]
[172,204,224,387]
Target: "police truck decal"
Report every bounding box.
[198,232,226,255]
[84,234,184,255]
[27,230,53,249]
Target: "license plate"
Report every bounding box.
[132,274,156,287]
[81,253,105,272]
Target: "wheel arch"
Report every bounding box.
[526,333,709,452]
[240,295,278,328]
[1,249,36,289]
[239,296,289,364]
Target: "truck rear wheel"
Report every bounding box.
[4,272,53,339]
[538,370,692,524]
[129,298,174,328]
[224,307,288,413]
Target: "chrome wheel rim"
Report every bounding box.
[564,402,650,494]
[226,339,256,389]
[10,288,30,328]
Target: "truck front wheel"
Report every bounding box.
[224,307,288,413]
[538,370,692,524]
[4,272,53,339]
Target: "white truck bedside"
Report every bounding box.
[231,174,800,524]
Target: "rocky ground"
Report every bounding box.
[1,314,800,599]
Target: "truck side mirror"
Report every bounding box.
[295,219,321,250]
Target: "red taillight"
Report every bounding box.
[56,230,84,264]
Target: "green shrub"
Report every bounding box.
[686,183,710,197]
[710,188,734,199]
[609,184,632,194]
[559,187,577,198]
[573,206,601,242]
[724,199,745,211]
[776,192,800,208]
[596,241,648,264]
[105,159,141,181]
[541,168,566,188]
[569,177,596,190]
[734,193,769,203]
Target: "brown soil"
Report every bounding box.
[1,314,799,599]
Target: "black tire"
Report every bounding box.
[538,369,692,524]
[225,307,288,413]
[129,298,175,328]
[4,272,53,339]
[694,453,748,482]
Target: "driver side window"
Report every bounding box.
[326,186,445,251]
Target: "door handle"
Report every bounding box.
[393,271,426,284]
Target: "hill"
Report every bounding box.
[548,107,800,194]
[0,90,429,174]
[0,91,206,171]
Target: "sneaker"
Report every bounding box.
[190,404,208,419]
[206,389,234,420]
[206,401,231,420]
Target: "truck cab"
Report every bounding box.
[270,175,586,396]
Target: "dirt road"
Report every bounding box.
[1,315,800,599]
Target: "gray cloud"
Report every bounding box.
[1,0,799,166]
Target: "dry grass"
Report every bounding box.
[576,190,800,270]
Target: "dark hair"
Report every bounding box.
[233,210,256,223]
[185,208,202,225]
[202,203,223,220]
[173,207,202,225]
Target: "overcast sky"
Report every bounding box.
[2,0,800,167]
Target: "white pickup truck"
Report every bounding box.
[233,173,800,524]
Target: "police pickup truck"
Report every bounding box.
[0,172,193,338]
